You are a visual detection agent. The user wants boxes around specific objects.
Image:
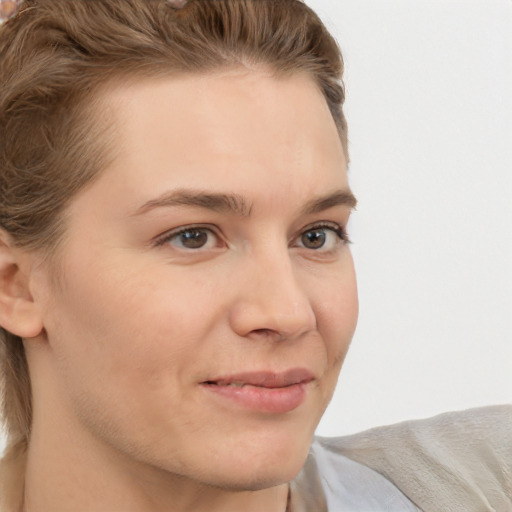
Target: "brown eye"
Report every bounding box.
[296,224,347,251]
[164,228,219,250]
[301,229,327,249]
[177,229,208,248]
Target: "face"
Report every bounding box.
[33,69,358,490]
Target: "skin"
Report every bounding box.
[3,69,358,511]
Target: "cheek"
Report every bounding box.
[43,254,227,411]
[41,265,217,443]
[298,260,357,422]
[314,257,358,366]
[320,253,358,322]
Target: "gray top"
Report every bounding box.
[290,405,512,511]
[290,439,420,511]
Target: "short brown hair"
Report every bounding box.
[0,0,347,457]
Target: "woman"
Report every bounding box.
[0,1,510,511]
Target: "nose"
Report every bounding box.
[228,248,317,342]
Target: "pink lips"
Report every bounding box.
[201,368,314,414]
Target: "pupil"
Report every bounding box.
[181,230,208,248]
[303,230,325,249]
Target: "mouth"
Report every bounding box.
[204,368,314,388]
[201,369,314,414]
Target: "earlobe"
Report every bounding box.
[0,232,44,339]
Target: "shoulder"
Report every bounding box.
[291,436,420,511]
[322,405,512,512]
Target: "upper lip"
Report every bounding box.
[204,368,315,388]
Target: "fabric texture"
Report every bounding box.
[291,404,512,511]
[290,441,420,511]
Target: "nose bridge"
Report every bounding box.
[229,242,317,340]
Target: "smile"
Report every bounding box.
[201,369,314,414]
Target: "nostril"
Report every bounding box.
[228,282,317,341]
[253,328,271,335]
[251,328,286,341]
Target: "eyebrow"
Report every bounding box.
[300,189,357,215]
[133,188,357,217]
[134,189,251,217]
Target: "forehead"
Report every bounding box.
[90,69,348,210]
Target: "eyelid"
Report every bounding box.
[152,220,351,250]
[152,224,222,248]
[293,221,351,246]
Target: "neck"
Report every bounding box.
[0,439,27,512]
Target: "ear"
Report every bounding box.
[0,231,44,339]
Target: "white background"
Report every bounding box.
[1,1,511,452]
[313,0,512,436]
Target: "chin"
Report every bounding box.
[205,459,307,493]
[196,429,313,491]
[124,403,321,491]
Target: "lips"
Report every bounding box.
[201,368,314,414]
[205,368,314,388]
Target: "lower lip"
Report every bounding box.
[202,382,309,414]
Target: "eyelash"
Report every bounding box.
[153,222,351,250]
[305,222,351,246]
[154,224,220,248]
